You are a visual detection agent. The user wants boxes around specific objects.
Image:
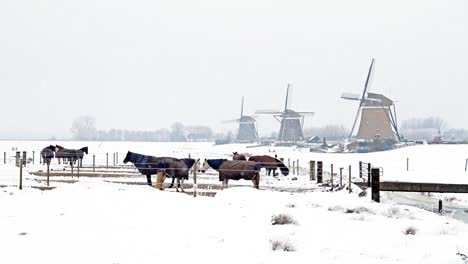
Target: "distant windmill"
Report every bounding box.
[341,58,401,142]
[223,96,259,143]
[256,84,314,143]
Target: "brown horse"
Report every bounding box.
[201,159,260,189]
[232,152,246,160]
[248,155,289,176]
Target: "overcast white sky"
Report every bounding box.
[1,0,467,139]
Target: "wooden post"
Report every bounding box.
[39,154,42,164]
[359,161,362,178]
[71,162,74,178]
[15,151,20,167]
[317,161,323,183]
[4,152,6,164]
[22,151,27,167]
[348,165,352,194]
[106,153,109,169]
[116,152,118,165]
[339,167,343,188]
[32,151,35,165]
[367,163,371,187]
[407,157,409,171]
[77,162,80,178]
[371,168,380,202]
[47,164,50,186]
[438,199,443,214]
[193,166,197,198]
[19,158,23,190]
[292,161,296,175]
[93,155,96,172]
[331,164,334,191]
[297,159,299,175]
[309,161,316,181]
[465,158,467,172]
[288,158,290,170]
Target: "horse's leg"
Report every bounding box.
[169,177,175,188]
[253,173,260,189]
[146,174,152,186]
[180,178,185,192]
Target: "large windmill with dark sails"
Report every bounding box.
[224,96,259,143]
[256,84,314,143]
[341,58,401,142]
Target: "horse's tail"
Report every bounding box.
[275,158,289,176]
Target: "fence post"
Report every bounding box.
[292,161,296,175]
[339,167,343,188]
[93,155,96,172]
[32,151,35,165]
[317,161,323,183]
[309,161,316,181]
[71,162,74,178]
[193,166,197,198]
[4,152,6,164]
[22,151,27,167]
[39,154,42,164]
[407,157,409,171]
[371,168,380,202]
[15,151,20,167]
[367,163,371,188]
[438,199,443,214]
[116,152,118,165]
[19,158,23,190]
[465,159,467,172]
[348,165,352,194]
[106,153,109,169]
[331,164,334,191]
[77,161,80,178]
[297,159,299,175]
[288,158,290,170]
[47,164,50,186]
[359,161,362,178]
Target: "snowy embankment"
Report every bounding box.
[1,141,468,263]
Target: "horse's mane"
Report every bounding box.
[55,145,64,150]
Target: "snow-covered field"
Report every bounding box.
[1,141,468,263]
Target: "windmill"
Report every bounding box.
[341,58,401,142]
[256,84,314,143]
[223,96,259,143]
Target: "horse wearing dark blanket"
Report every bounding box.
[123,151,193,192]
[55,145,88,167]
[201,159,261,189]
[40,145,55,166]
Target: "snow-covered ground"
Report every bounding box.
[1,141,468,263]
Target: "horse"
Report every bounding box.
[73,147,88,167]
[123,151,192,191]
[55,145,73,165]
[200,159,261,189]
[168,158,198,190]
[40,145,55,166]
[232,152,246,160]
[55,145,88,166]
[248,155,289,176]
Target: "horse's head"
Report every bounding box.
[200,159,210,173]
[47,145,56,152]
[80,147,89,154]
[123,151,132,164]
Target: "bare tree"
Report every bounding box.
[71,115,97,140]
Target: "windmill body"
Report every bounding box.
[224,97,258,143]
[256,84,314,143]
[342,59,401,145]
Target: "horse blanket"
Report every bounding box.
[217,160,261,181]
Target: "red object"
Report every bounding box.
[433,136,443,144]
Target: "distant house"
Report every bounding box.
[186,126,213,142]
